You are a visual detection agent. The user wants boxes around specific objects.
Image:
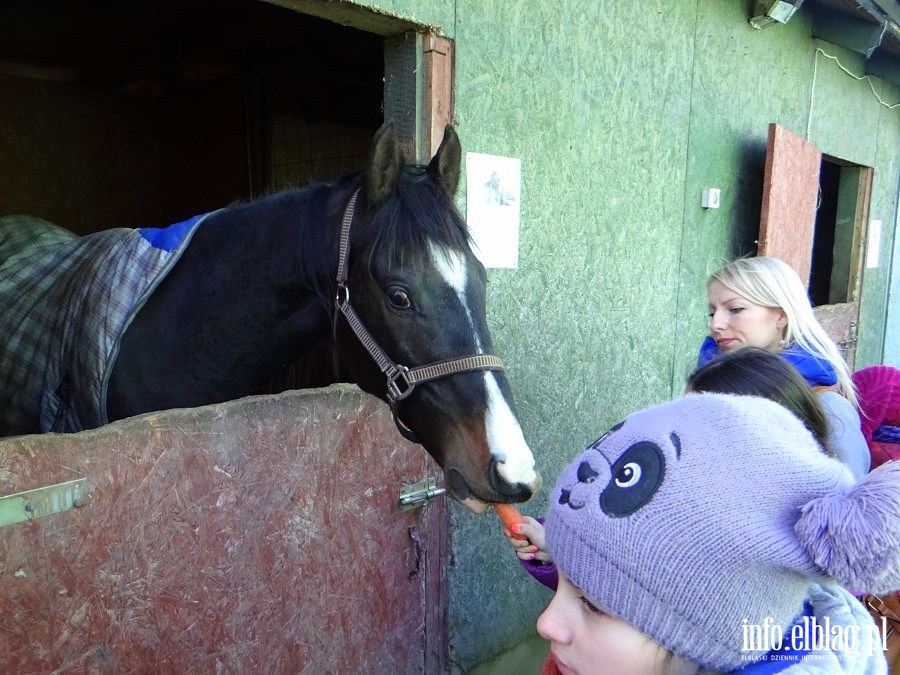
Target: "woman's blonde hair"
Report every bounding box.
[707,256,857,408]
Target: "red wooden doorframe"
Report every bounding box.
[757,123,873,368]
[758,123,822,286]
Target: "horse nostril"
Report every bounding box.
[488,457,536,500]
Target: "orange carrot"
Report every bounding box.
[494,503,528,541]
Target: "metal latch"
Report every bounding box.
[398,477,446,511]
[0,478,88,529]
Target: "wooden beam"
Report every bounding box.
[260,0,423,37]
[422,34,455,159]
[866,51,900,86]
[811,3,886,57]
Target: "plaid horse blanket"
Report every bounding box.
[0,213,209,436]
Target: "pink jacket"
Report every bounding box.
[853,365,900,469]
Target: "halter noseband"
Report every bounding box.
[334,188,506,443]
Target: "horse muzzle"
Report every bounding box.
[446,462,541,513]
[488,455,542,500]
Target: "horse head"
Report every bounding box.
[334,123,540,512]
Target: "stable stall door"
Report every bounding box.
[758,123,873,369]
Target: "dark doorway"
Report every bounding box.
[809,159,841,306]
[809,157,868,308]
[0,0,385,230]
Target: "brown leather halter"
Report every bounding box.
[334,189,506,442]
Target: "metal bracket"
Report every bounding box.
[398,477,446,511]
[0,478,88,529]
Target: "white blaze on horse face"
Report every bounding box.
[484,376,538,487]
[428,242,483,351]
[428,243,537,489]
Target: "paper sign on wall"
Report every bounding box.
[465,152,521,269]
[866,220,882,269]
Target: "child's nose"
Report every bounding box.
[537,596,570,644]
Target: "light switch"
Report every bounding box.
[702,188,721,209]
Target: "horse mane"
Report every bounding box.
[284,164,472,293]
[355,165,473,269]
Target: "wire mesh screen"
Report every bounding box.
[268,116,373,190]
[384,32,418,160]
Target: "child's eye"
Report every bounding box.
[729,307,744,314]
[579,595,603,615]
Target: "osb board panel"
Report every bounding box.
[813,302,858,370]
[0,385,435,674]
[758,123,822,286]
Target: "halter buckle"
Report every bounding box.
[335,283,350,306]
[387,365,415,401]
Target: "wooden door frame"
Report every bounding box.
[813,159,873,368]
[422,34,455,157]
[758,123,875,368]
[833,157,874,306]
[418,32,454,674]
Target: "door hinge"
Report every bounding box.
[0,478,88,529]
[839,321,858,349]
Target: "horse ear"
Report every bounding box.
[428,124,461,197]
[366,122,404,207]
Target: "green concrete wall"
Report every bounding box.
[351,0,899,671]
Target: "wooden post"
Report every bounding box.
[422,34,455,159]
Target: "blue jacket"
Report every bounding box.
[697,336,837,387]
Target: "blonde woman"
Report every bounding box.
[699,256,869,478]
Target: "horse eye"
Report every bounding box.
[387,288,412,309]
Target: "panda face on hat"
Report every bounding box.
[556,420,678,518]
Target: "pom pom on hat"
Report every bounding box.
[795,460,900,593]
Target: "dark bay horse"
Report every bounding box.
[0,123,539,509]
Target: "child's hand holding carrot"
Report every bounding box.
[494,503,552,563]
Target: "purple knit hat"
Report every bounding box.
[545,393,900,671]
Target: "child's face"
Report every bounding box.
[537,575,693,675]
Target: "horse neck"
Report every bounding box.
[159,186,345,379]
[215,185,342,296]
